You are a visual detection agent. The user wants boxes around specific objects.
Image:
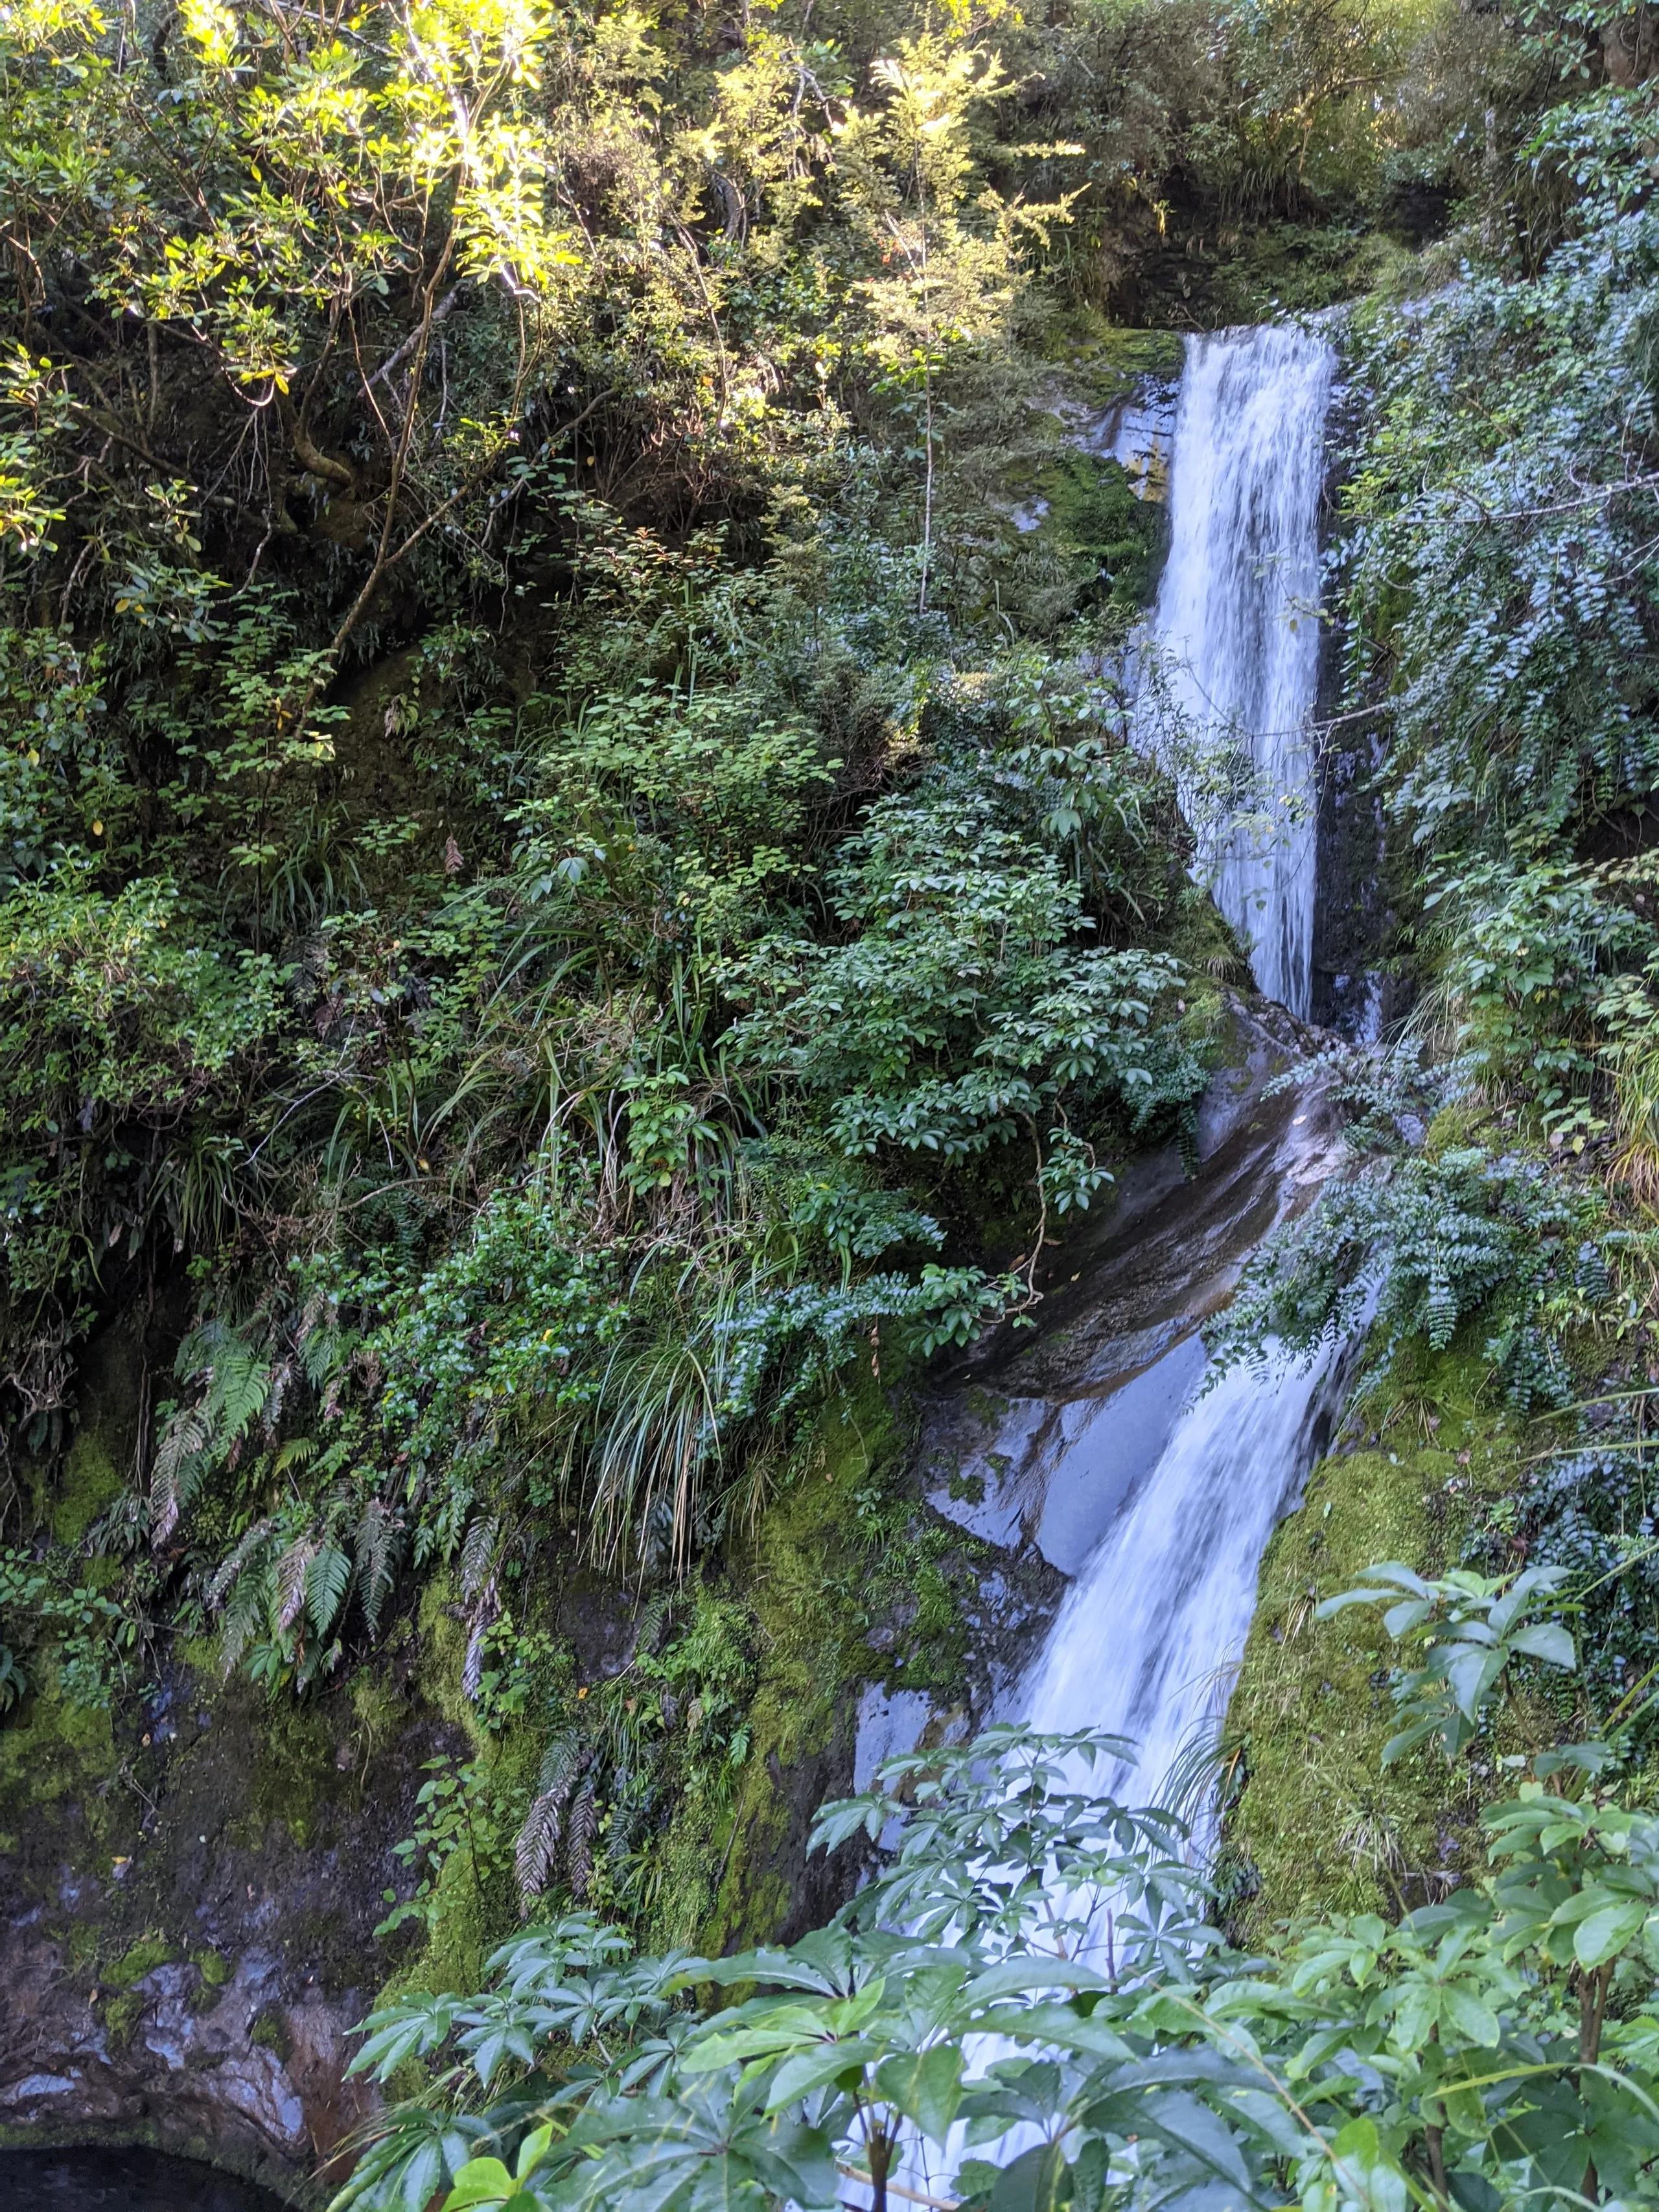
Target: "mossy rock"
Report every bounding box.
[1031,449,1168,615]
[679,1371,909,1953]
[1224,1347,1531,1935]
[104,1935,176,1989]
[0,1668,124,1854]
[1053,316,1185,401]
[32,1308,146,1555]
[249,2006,293,2062]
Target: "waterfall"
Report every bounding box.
[1008,327,1343,1861]
[1022,1342,1340,1831]
[1137,325,1336,1019]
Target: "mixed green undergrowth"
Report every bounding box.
[9,0,1659,2190]
[1,0,1523,1988]
[333,1648,1659,2212]
[1199,58,1659,2007]
[0,0,1255,1944]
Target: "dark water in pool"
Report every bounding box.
[0,2147,290,2209]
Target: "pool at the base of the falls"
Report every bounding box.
[0,2146,290,2210]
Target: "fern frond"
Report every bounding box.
[533,1726,585,1804]
[515,1792,564,1905]
[459,1515,500,1600]
[634,1590,676,1660]
[567,1778,598,1900]
[305,1543,353,1638]
[203,1340,274,1450]
[219,1562,273,1674]
[354,1498,400,1637]
[275,1537,317,1633]
[149,1403,212,1546]
[296,1289,347,1394]
[205,1517,276,1609]
[264,1358,294,1440]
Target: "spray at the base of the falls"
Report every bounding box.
[1132,323,1336,1021]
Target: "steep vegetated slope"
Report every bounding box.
[7,0,1659,2196]
[1223,78,1659,1926]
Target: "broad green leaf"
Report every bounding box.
[1507,1623,1575,1670]
[1141,2089,1256,2195]
[764,2041,878,2109]
[988,2141,1068,2212]
[1330,2116,1410,2212]
[442,2158,514,2210]
[1574,1898,1648,1968]
[874,2042,964,2142]
[1441,1986,1502,2047]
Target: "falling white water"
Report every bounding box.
[876,1350,1349,2203]
[1024,1341,1339,1841]
[1138,325,1336,1019]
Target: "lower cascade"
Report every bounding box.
[1022,1338,1341,1830]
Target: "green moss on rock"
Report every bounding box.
[104,1935,176,1988]
[39,1310,145,1552]
[1054,318,1185,399]
[1224,1347,1529,1934]
[689,1371,906,1952]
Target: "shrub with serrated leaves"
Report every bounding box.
[1211,1141,1610,1408]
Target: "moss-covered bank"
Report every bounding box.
[1223,1345,1543,1935]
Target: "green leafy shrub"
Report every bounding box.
[331,1581,1659,2212]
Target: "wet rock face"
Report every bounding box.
[0,1926,371,2202]
[0,1646,462,2206]
[852,994,1347,1783]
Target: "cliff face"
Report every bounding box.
[0,1336,934,2200]
[0,1607,447,2202]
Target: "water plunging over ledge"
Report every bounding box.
[1008,329,1341,1819]
[1022,1336,1343,1828]
[1135,324,1336,1021]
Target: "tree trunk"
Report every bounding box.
[868,2126,892,2212]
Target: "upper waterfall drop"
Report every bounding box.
[1137,324,1336,1019]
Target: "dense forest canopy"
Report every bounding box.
[12,0,1659,2198]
